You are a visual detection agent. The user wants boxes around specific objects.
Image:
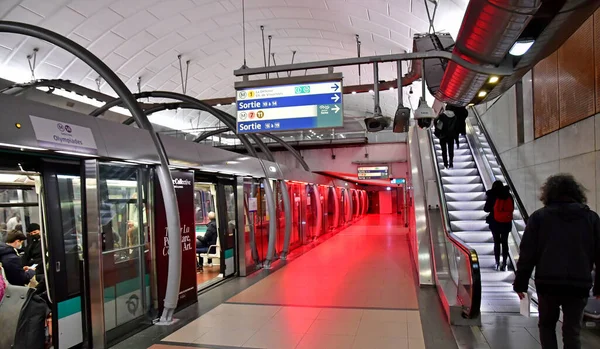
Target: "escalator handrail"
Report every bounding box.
[470,108,529,222]
[427,129,482,319]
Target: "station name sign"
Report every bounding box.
[235,75,344,134]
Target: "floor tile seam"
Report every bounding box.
[222,301,419,311]
[160,340,260,349]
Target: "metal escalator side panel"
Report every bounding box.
[425,128,482,320]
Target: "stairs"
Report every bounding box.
[433,134,522,313]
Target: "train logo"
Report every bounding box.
[57,123,73,134]
[239,112,247,120]
[257,111,264,119]
[238,91,247,99]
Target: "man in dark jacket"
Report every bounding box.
[434,107,458,169]
[22,224,43,277]
[0,231,36,286]
[196,212,218,271]
[514,174,600,349]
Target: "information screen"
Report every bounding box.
[391,178,406,184]
[358,166,389,180]
[235,80,344,134]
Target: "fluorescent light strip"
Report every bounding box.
[55,150,98,157]
[0,142,48,151]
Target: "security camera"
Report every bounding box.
[414,98,435,119]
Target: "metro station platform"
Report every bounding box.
[111,214,600,349]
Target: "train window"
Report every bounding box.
[56,174,83,296]
[0,175,40,242]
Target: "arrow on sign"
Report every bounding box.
[331,83,339,91]
[331,94,340,103]
[332,105,340,113]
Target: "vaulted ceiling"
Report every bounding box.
[0,0,467,134]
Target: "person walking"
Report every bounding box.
[514,174,600,349]
[484,180,514,271]
[434,106,458,169]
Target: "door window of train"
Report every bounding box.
[0,174,40,241]
[223,184,236,246]
[194,183,215,234]
[99,165,143,262]
[56,174,83,295]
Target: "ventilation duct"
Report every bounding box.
[419,0,599,106]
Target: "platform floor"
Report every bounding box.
[155,214,427,349]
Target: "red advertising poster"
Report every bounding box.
[154,170,197,311]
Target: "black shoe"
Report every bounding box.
[449,163,454,169]
[443,164,449,169]
[494,263,500,271]
[500,263,507,272]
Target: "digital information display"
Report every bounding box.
[235,81,344,134]
[358,166,389,180]
[391,178,406,185]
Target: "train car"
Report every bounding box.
[0,93,366,349]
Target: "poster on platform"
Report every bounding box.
[154,170,197,311]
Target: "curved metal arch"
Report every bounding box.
[193,127,230,143]
[261,133,309,171]
[0,21,182,326]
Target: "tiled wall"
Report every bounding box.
[478,71,600,214]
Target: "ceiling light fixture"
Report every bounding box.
[488,76,499,84]
[0,142,47,151]
[216,103,221,107]
[478,91,488,98]
[389,87,394,91]
[352,91,357,94]
[509,40,535,56]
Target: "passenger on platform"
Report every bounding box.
[0,231,36,286]
[514,174,600,349]
[22,223,44,279]
[6,212,21,233]
[196,212,217,272]
[484,180,514,271]
[433,107,458,169]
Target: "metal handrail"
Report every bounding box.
[470,108,529,222]
[427,129,482,319]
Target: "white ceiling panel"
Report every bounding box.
[0,0,467,135]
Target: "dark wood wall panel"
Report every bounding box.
[533,52,559,138]
[558,16,595,128]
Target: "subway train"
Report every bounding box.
[0,93,367,349]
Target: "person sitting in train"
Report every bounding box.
[196,212,217,272]
[0,230,36,286]
[22,224,44,280]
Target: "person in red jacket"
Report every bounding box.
[514,174,600,349]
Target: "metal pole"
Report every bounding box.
[0,21,183,328]
[421,59,426,98]
[373,62,381,115]
[279,180,292,259]
[261,26,267,79]
[397,60,404,107]
[234,50,513,77]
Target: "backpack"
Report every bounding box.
[494,197,514,223]
[434,118,444,138]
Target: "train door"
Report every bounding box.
[41,160,89,349]
[288,183,302,249]
[215,179,236,278]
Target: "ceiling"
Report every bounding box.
[0,0,468,134]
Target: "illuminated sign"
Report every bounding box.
[235,80,343,134]
[391,178,406,184]
[358,166,389,180]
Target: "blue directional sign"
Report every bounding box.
[235,81,343,134]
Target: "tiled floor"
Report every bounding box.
[158,214,426,348]
[228,215,418,309]
[162,303,425,349]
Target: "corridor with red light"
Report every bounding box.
[157,214,425,349]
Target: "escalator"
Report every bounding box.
[432,134,522,313]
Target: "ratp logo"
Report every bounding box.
[57,123,72,133]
